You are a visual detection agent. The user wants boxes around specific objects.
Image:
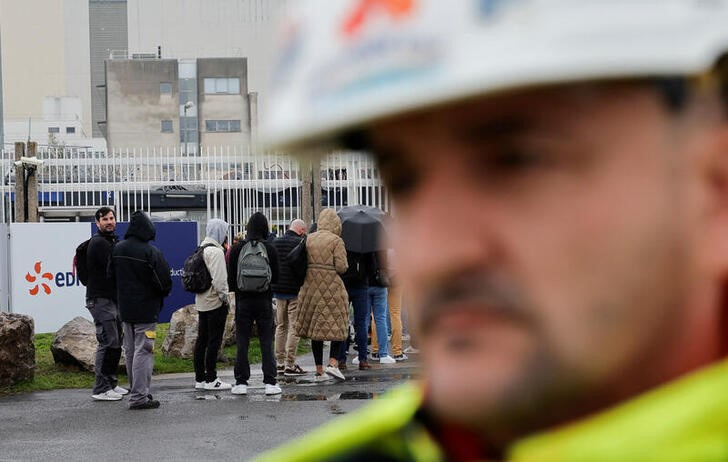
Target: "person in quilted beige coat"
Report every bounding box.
[295,208,349,381]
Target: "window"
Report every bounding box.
[48,127,60,134]
[203,78,240,94]
[66,127,75,134]
[160,82,173,94]
[205,120,241,132]
[161,120,173,133]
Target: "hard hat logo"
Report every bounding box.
[342,0,415,38]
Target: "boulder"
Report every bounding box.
[50,317,126,372]
[0,312,35,386]
[162,295,236,360]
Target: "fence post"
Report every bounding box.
[301,158,313,227]
[26,142,39,222]
[13,142,24,222]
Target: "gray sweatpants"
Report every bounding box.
[87,297,122,395]
[122,322,156,406]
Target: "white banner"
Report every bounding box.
[10,223,92,333]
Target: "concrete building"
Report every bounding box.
[0,27,4,152]
[89,0,128,139]
[127,0,289,114]
[105,57,254,153]
[0,0,94,146]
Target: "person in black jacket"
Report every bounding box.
[338,250,376,370]
[271,218,308,377]
[228,212,280,396]
[86,206,127,401]
[110,211,172,410]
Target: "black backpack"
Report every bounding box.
[73,239,91,286]
[182,243,216,293]
[285,235,308,286]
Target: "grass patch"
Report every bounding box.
[0,322,309,395]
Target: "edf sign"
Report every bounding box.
[9,223,90,333]
[9,221,197,333]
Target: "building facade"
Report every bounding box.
[0,0,94,147]
[105,57,255,153]
[89,0,128,139]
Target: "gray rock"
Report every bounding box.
[0,312,35,387]
[162,295,236,360]
[50,317,126,372]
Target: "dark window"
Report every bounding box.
[48,127,60,134]
[205,120,241,132]
[66,127,75,134]
[161,120,173,133]
[203,78,240,94]
[160,82,173,94]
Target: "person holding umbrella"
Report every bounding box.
[336,205,387,369]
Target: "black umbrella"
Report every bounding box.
[337,205,386,253]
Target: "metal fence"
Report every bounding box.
[0,145,388,236]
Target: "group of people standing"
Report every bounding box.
[84,204,406,409]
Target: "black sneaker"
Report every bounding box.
[283,364,308,377]
[129,398,160,410]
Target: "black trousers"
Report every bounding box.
[311,340,344,366]
[194,304,229,383]
[234,296,277,386]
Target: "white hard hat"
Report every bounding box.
[264,0,728,150]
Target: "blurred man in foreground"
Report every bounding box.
[258,0,728,459]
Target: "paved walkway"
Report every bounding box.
[0,346,420,461]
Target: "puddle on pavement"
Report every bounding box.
[244,392,380,402]
[347,374,410,383]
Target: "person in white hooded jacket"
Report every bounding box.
[193,218,232,391]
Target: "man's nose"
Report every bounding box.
[393,166,495,286]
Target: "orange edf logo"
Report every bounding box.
[342,0,415,38]
[26,261,53,296]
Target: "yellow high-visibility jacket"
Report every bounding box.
[255,360,728,461]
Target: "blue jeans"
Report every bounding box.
[340,287,370,363]
[368,286,389,357]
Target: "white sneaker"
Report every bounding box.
[113,386,129,395]
[231,384,248,395]
[265,384,282,395]
[314,373,333,383]
[204,378,232,390]
[352,357,360,365]
[194,381,205,390]
[325,365,345,381]
[403,346,420,354]
[379,355,396,364]
[91,390,123,401]
[393,354,408,361]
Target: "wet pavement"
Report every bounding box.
[0,348,420,461]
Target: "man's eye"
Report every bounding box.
[490,149,545,170]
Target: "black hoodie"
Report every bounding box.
[110,211,173,323]
[85,229,118,300]
[228,212,279,301]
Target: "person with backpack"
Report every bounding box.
[295,208,349,382]
[192,218,232,391]
[271,218,308,377]
[109,211,172,410]
[227,212,281,396]
[82,206,127,401]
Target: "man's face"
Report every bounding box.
[370,84,724,439]
[96,211,116,233]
